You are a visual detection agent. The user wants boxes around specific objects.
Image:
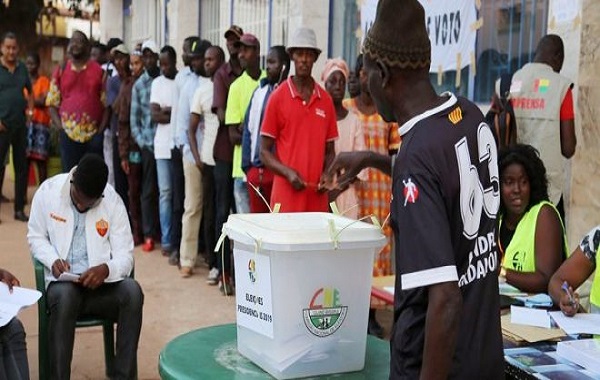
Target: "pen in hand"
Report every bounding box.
[561,281,578,312]
[52,258,71,279]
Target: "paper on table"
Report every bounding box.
[510,305,552,329]
[57,272,80,282]
[0,282,42,327]
[501,314,566,343]
[549,311,600,335]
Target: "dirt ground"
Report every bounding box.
[1,179,392,379]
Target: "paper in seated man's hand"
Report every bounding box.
[0,268,20,290]
[320,151,367,192]
[51,259,71,279]
[79,264,109,289]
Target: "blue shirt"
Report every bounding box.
[130,70,157,150]
[242,78,275,172]
[68,203,89,274]
[173,67,197,147]
[175,72,200,155]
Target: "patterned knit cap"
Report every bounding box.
[363,0,431,70]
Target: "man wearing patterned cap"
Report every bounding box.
[323,0,504,378]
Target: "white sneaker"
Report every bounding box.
[206,267,219,285]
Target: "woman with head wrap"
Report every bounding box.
[321,58,366,219]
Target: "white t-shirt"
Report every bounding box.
[190,77,219,166]
[150,75,177,159]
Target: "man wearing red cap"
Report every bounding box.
[226,33,266,217]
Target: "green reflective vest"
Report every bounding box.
[501,201,568,273]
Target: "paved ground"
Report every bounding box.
[1,179,392,379]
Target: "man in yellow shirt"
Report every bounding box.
[225,33,266,215]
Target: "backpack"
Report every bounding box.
[485,73,517,149]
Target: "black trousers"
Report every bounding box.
[47,279,144,380]
[170,147,184,251]
[0,125,27,213]
[214,159,233,276]
[140,148,159,239]
[202,164,216,268]
[0,318,29,380]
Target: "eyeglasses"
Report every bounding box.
[70,181,103,213]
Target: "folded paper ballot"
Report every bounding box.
[57,272,80,282]
[510,305,552,328]
[0,283,42,327]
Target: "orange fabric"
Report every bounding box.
[28,76,51,125]
[344,97,401,276]
[560,87,574,121]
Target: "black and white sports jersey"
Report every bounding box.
[389,93,504,379]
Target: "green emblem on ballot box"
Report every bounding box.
[303,287,348,337]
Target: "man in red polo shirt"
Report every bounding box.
[260,27,337,212]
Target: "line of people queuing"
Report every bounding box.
[0,13,598,378]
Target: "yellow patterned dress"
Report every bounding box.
[343,97,400,276]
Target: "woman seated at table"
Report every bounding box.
[498,144,567,294]
[549,225,599,316]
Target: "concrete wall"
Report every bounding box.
[286,1,330,79]
[99,0,123,42]
[548,0,600,247]
[166,0,199,67]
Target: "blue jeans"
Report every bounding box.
[0,318,29,380]
[59,130,104,172]
[156,158,173,250]
[233,177,250,214]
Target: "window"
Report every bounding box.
[474,0,549,102]
[200,0,221,45]
[329,0,549,103]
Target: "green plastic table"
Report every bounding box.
[159,324,390,379]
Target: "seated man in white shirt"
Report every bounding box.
[27,154,143,380]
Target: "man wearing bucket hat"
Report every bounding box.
[260,27,338,212]
[322,0,504,378]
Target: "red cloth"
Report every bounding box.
[48,60,105,143]
[246,166,274,213]
[560,87,574,121]
[260,77,338,212]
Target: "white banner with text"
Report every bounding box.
[361,0,478,73]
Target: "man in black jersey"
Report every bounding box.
[322,0,504,378]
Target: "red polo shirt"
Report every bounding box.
[261,77,338,212]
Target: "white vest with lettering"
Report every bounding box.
[510,62,572,204]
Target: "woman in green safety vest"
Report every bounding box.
[549,226,600,315]
[498,144,568,294]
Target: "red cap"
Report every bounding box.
[234,33,260,49]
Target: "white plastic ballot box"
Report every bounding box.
[223,212,386,379]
